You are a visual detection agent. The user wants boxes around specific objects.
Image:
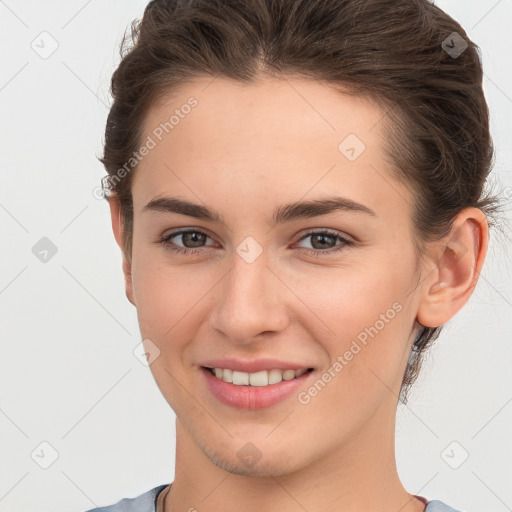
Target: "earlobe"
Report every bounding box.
[416,208,488,328]
[108,195,136,306]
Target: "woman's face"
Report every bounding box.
[121,76,429,476]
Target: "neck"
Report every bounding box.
[164,404,425,512]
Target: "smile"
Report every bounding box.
[204,366,313,386]
[200,366,315,410]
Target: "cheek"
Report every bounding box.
[130,254,212,408]
[291,254,415,390]
[293,266,415,437]
[291,254,412,339]
[130,244,219,355]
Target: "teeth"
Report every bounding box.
[209,367,309,386]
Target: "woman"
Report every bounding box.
[86,0,498,510]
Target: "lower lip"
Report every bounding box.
[201,367,314,410]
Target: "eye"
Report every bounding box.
[158,228,216,255]
[156,227,353,257]
[294,229,353,257]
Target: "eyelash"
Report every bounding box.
[157,228,353,257]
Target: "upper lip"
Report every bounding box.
[200,358,314,373]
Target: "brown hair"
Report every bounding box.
[98,0,498,404]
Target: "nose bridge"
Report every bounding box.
[212,246,288,342]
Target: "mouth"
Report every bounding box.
[202,366,315,387]
[200,365,316,410]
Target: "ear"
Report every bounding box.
[416,207,488,328]
[108,195,135,306]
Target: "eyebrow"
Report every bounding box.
[143,195,376,226]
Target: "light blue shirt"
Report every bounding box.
[83,484,464,512]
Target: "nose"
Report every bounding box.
[211,248,289,344]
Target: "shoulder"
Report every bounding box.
[425,500,464,512]
[82,484,169,512]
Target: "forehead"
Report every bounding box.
[141,76,383,156]
[133,76,412,222]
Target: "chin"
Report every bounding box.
[203,445,297,478]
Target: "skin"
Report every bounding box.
[109,76,487,512]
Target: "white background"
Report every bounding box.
[0,1,511,511]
